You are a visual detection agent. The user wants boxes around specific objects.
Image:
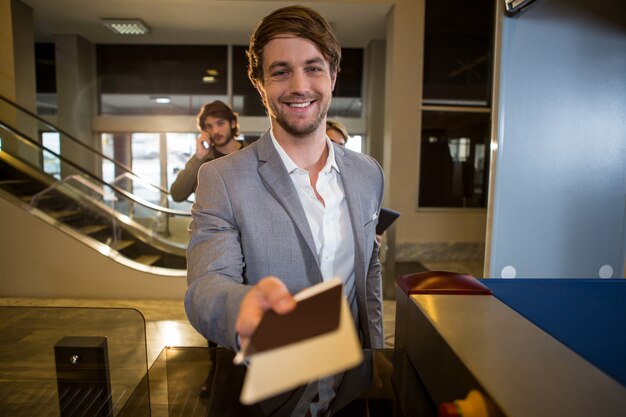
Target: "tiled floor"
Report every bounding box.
[0,261,480,367]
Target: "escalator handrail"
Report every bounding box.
[0,120,191,217]
[0,94,187,201]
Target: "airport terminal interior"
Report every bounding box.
[1,0,625,416]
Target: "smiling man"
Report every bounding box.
[185,6,385,416]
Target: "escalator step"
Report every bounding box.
[0,179,30,185]
[79,224,108,235]
[48,209,80,220]
[21,193,54,204]
[110,240,135,251]
[134,255,161,266]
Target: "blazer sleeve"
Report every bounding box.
[184,161,249,350]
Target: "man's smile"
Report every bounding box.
[287,101,313,108]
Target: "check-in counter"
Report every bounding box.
[394,272,626,417]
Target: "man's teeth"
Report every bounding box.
[289,102,311,108]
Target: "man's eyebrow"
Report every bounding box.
[267,57,326,72]
[304,57,326,66]
[267,61,289,72]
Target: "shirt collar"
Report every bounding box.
[270,128,340,174]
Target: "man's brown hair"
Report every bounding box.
[246,5,341,88]
[196,100,239,136]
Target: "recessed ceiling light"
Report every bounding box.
[151,96,171,104]
[102,19,150,35]
[202,76,217,83]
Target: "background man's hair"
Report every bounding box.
[247,5,342,88]
[326,120,349,143]
[196,100,240,136]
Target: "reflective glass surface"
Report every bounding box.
[423,0,495,106]
[0,307,149,417]
[98,45,228,115]
[419,111,490,208]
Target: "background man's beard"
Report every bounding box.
[212,129,234,147]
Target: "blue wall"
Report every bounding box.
[483,278,626,386]
[489,0,626,278]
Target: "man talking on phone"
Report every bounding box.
[170,100,246,202]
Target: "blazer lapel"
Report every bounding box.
[335,147,367,284]
[256,132,321,270]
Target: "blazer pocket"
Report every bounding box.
[364,211,378,228]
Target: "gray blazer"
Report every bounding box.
[185,130,384,351]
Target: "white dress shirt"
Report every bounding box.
[270,131,356,305]
[270,130,356,417]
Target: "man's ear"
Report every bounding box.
[331,71,338,91]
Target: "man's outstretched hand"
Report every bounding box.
[235,276,296,349]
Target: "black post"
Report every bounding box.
[54,336,113,417]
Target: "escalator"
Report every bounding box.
[0,95,191,273]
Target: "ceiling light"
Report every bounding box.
[102,19,150,35]
[151,96,171,104]
[202,76,216,83]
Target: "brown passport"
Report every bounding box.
[236,278,363,404]
[244,282,342,356]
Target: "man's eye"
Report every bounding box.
[272,70,288,77]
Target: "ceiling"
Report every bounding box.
[21,0,392,48]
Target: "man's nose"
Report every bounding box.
[289,70,310,94]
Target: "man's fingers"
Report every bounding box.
[256,276,296,314]
[235,277,296,345]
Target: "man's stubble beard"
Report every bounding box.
[269,96,331,138]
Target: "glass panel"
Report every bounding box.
[149,347,434,416]
[419,111,490,208]
[0,97,190,270]
[346,134,363,153]
[98,45,228,115]
[423,0,495,106]
[232,45,266,116]
[329,48,364,118]
[0,306,149,417]
[101,133,115,184]
[166,132,196,211]
[131,133,161,207]
[35,42,57,115]
[42,131,61,179]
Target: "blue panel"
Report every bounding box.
[483,278,626,387]
[489,0,626,277]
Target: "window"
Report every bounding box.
[35,43,57,115]
[419,111,490,208]
[97,45,228,115]
[130,133,161,205]
[42,132,61,179]
[232,45,266,116]
[422,0,494,106]
[329,48,364,118]
[419,0,495,208]
[345,135,363,153]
